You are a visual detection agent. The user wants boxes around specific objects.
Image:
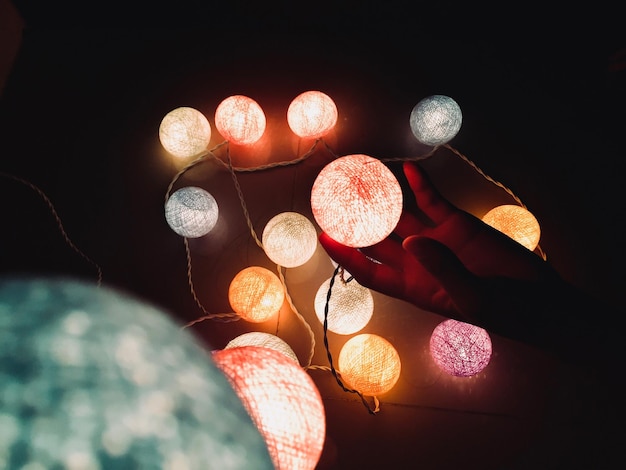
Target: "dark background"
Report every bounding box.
[1,1,625,469]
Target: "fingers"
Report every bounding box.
[403,161,457,225]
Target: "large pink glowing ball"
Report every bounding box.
[310,154,403,248]
[212,346,326,470]
[429,319,493,377]
[215,95,266,145]
[287,90,338,139]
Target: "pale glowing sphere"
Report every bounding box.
[338,334,401,396]
[287,90,338,139]
[225,331,299,364]
[314,276,374,335]
[214,95,266,145]
[0,277,274,470]
[165,186,219,238]
[212,346,326,470]
[410,95,462,146]
[262,212,318,268]
[481,204,541,251]
[430,319,492,377]
[159,106,212,158]
[228,266,285,323]
[310,154,403,248]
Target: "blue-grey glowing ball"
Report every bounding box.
[409,95,462,146]
[0,277,274,470]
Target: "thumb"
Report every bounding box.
[403,236,484,320]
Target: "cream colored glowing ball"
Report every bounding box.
[225,331,299,364]
[430,319,492,377]
[338,334,401,396]
[212,346,326,470]
[410,95,462,146]
[214,95,266,145]
[310,154,403,248]
[287,90,338,139]
[228,266,285,323]
[481,204,541,251]
[165,186,219,238]
[0,277,274,470]
[262,212,318,268]
[159,106,212,158]
[314,276,374,335]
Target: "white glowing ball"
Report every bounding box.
[165,186,219,238]
[159,106,212,158]
[212,346,326,470]
[310,154,403,248]
[228,266,285,323]
[262,212,318,268]
[214,95,266,145]
[225,331,299,364]
[0,277,274,469]
[287,90,338,139]
[430,319,492,377]
[481,204,541,251]
[338,334,401,396]
[314,276,374,335]
[410,95,462,146]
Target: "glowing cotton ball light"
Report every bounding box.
[481,204,541,251]
[314,276,374,335]
[410,94,462,146]
[0,277,274,470]
[212,346,326,470]
[338,334,401,396]
[228,266,285,323]
[262,212,318,268]
[215,95,266,145]
[430,319,492,377]
[165,186,219,238]
[225,331,299,364]
[310,154,403,248]
[159,106,211,158]
[287,90,338,139]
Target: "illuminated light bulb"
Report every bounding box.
[287,90,338,139]
[481,204,541,251]
[228,266,285,323]
[212,346,326,470]
[262,212,318,268]
[310,154,403,248]
[430,319,492,377]
[214,95,266,145]
[338,334,401,396]
[314,276,373,335]
[164,186,219,238]
[410,94,462,146]
[159,106,211,158]
[0,278,274,469]
[225,331,299,364]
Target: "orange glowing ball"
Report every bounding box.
[159,106,211,158]
[430,319,492,377]
[214,95,266,145]
[310,154,403,248]
[228,266,284,323]
[481,204,541,251]
[212,346,326,470]
[287,91,338,139]
[338,334,401,396]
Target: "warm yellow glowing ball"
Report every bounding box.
[228,266,285,323]
[214,95,266,145]
[212,346,326,470]
[287,90,338,139]
[262,212,318,268]
[338,334,401,396]
[481,204,541,251]
[164,186,219,238]
[159,106,211,158]
[225,331,299,364]
[310,154,403,248]
[314,276,374,335]
[409,94,462,146]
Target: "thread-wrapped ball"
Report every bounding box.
[262,212,318,268]
[410,95,462,146]
[165,186,219,238]
[287,91,338,139]
[430,319,492,377]
[314,276,373,335]
[159,106,211,158]
[481,204,541,251]
[225,331,299,364]
[228,266,285,323]
[215,95,266,145]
